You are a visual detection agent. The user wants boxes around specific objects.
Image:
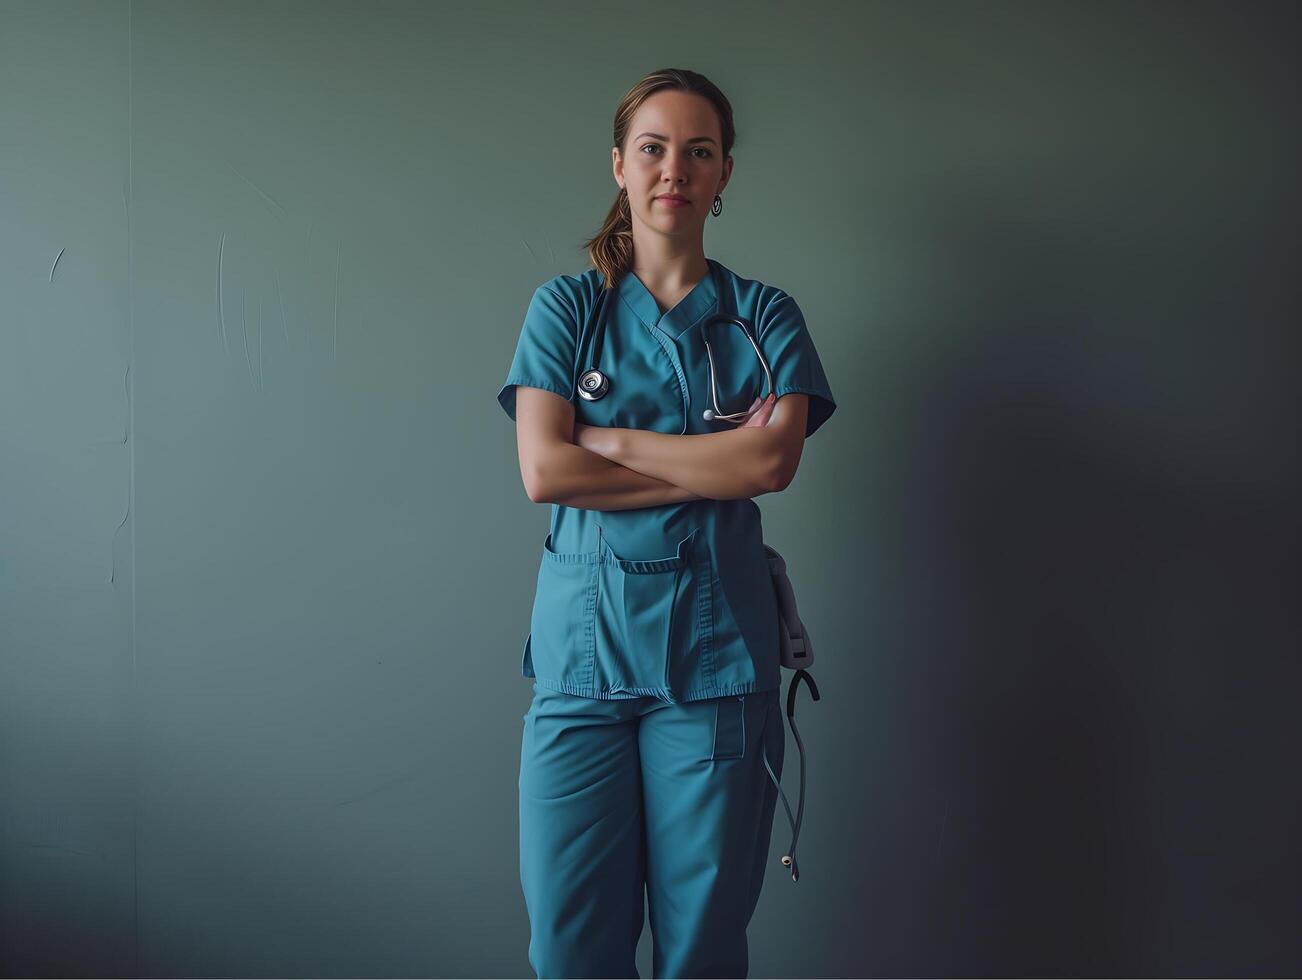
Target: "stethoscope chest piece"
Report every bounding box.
[577,368,609,401]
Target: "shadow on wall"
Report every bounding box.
[889,190,1298,974]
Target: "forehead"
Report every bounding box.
[630,90,720,138]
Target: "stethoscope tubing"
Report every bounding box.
[701,315,774,423]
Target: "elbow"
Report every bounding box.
[525,472,552,504]
[522,462,552,504]
[522,442,569,504]
[764,452,796,494]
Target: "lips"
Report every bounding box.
[657,195,689,203]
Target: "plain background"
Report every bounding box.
[1,0,1298,976]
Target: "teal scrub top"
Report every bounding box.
[498,257,836,703]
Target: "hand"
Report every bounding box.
[739,393,777,428]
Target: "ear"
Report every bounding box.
[717,155,735,196]
[612,146,624,189]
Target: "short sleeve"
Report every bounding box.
[758,292,837,438]
[496,283,580,421]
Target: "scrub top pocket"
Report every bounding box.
[593,526,714,700]
[527,533,599,690]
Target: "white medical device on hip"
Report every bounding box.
[577,269,774,423]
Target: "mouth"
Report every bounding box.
[657,195,690,204]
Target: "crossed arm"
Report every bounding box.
[513,387,810,511]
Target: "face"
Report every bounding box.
[612,89,733,240]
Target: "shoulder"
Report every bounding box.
[527,268,605,335]
[533,267,605,308]
[710,258,799,329]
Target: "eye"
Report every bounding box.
[639,144,712,158]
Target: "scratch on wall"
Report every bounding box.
[304,220,313,352]
[109,366,130,585]
[521,238,537,262]
[226,160,287,216]
[545,233,555,265]
[90,365,130,446]
[110,503,129,586]
[257,296,264,391]
[240,289,256,389]
[49,246,66,282]
[276,269,290,353]
[23,843,98,860]
[216,234,229,353]
[332,239,340,361]
[934,799,949,862]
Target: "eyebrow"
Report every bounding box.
[634,132,717,145]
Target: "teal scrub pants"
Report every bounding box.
[518,683,786,979]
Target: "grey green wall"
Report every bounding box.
[2,1,1298,976]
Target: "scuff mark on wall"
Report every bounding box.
[216,233,229,354]
[545,233,555,265]
[333,770,420,808]
[49,246,66,282]
[521,238,537,262]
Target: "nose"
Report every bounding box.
[662,151,692,183]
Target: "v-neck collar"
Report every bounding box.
[617,258,720,339]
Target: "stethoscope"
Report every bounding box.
[576,266,774,423]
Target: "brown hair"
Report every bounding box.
[582,68,736,290]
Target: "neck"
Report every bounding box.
[629,226,709,291]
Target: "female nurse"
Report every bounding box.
[497,68,837,979]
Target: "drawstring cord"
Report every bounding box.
[762,668,820,882]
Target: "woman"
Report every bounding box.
[497,68,837,979]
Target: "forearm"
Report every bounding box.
[594,427,781,500]
[536,442,705,511]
